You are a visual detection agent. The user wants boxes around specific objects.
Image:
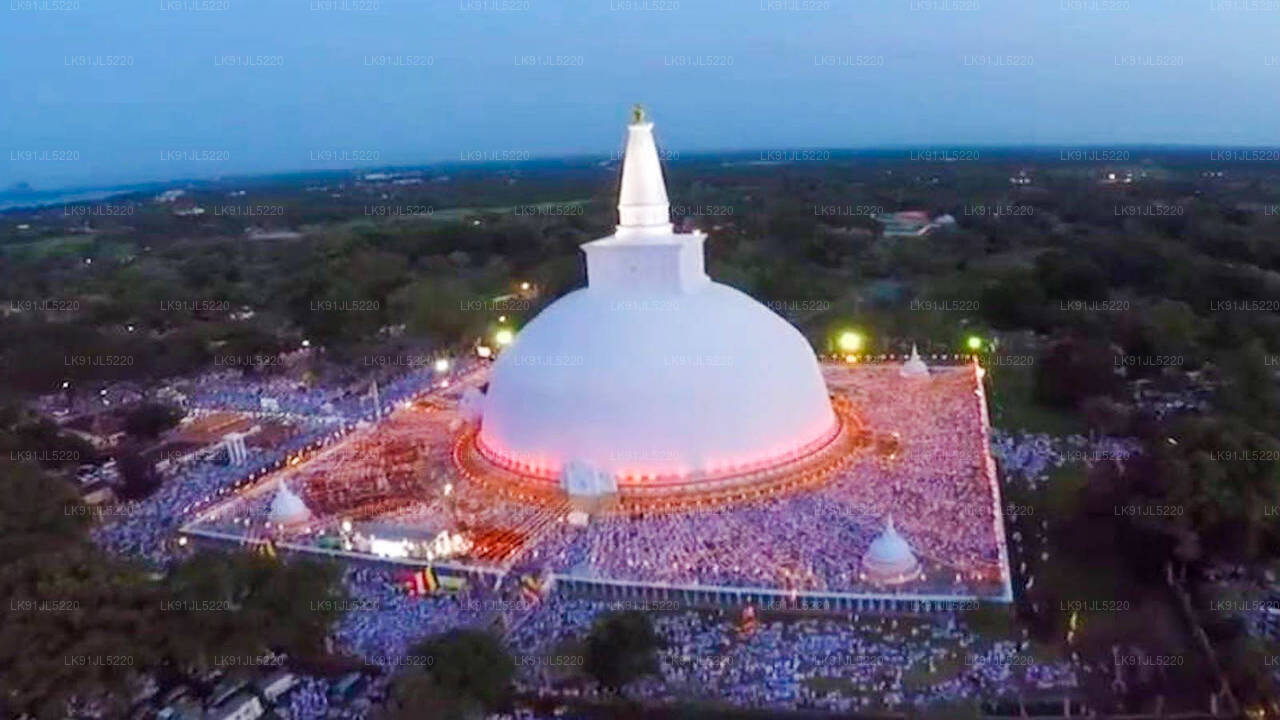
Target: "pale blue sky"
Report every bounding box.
[2,0,1277,189]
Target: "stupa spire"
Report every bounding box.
[617,104,672,236]
[900,343,929,378]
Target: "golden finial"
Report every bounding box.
[631,103,646,124]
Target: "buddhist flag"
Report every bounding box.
[737,605,758,636]
[411,567,439,595]
[519,574,543,604]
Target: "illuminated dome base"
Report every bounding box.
[456,396,865,513]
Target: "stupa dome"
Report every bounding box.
[861,517,922,585]
[477,109,837,486]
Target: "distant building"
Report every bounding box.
[244,227,303,240]
[255,670,298,703]
[876,211,953,238]
[63,412,128,449]
[207,691,264,720]
[81,479,116,505]
[157,698,203,720]
[1009,170,1033,186]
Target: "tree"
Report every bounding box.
[380,629,514,720]
[0,545,169,720]
[0,460,90,565]
[0,408,97,472]
[164,549,348,666]
[0,461,169,719]
[583,611,661,695]
[0,456,350,717]
[123,402,183,440]
[980,269,1046,331]
[1080,395,1131,436]
[114,446,162,501]
[1035,335,1123,409]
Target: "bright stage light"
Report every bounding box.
[495,328,514,346]
[370,537,409,559]
[837,331,863,352]
[434,358,451,373]
[476,345,493,359]
[966,335,982,351]
[520,282,531,291]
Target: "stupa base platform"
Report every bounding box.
[179,361,1012,603]
[453,397,868,514]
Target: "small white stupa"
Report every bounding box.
[899,344,929,378]
[268,479,312,525]
[861,516,922,585]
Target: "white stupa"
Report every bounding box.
[479,106,837,489]
[900,344,929,378]
[861,516,922,585]
[268,479,312,525]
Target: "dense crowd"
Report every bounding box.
[334,566,497,664]
[93,420,340,564]
[72,356,1141,718]
[176,365,442,422]
[91,360,472,565]
[527,367,1005,594]
[508,596,1082,712]
[189,365,1017,595]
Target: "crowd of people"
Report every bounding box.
[175,364,443,423]
[189,364,1024,596]
[523,366,1005,595]
[991,430,1141,488]
[281,677,334,720]
[334,566,498,665]
[507,596,1083,712]
[93,419,340,564]
[91,359,473,566]
[79,355,1142,717]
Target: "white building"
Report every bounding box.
[478,108,836,490]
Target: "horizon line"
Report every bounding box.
[7,140,1280,201]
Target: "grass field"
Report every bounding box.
[1,234,96,260]
[985,360,1085,436]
